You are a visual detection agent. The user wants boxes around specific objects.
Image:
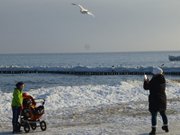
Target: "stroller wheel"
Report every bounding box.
[30,123,37,130]
[40,121,46,131]
[24,123,30,133]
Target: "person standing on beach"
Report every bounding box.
[11,82,24,133]
[143,67,169,135]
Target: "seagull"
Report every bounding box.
[72,3,95,17]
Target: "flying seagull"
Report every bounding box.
[72,3,95,17]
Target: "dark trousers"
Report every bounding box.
[151,111,168,127]
[12,107,21,131]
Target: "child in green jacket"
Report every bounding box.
[11,82,24,133]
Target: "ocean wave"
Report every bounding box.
[0,65,179,74]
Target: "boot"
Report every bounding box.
[149,127,156,135]
[12,123,22,134]
[13,129,22,134]
[162,125,169,133]
[12,123,17,133]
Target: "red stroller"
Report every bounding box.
[19,93,47,133]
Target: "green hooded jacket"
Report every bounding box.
[12,88,23,107]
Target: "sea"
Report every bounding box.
[0,51,179,92]
[0,51,180,130]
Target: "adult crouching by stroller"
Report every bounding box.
[11,82,24,134]
[143,67,169,135]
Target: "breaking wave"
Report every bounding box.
[0,65,179,73]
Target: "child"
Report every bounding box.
[11,82,24,133]
[23,92,36,109]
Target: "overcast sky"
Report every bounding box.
[0,0,180,54]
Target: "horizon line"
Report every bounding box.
[0,50,180,55]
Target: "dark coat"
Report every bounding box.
[143,74,167,112]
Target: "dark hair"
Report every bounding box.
[16,82,24,88]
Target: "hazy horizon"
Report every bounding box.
[0,50,180,55]
[0,0,180,54]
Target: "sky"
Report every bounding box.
[0,0,180,54]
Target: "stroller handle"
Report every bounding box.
[34,98,46,105]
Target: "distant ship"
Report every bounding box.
[169,55,180,61]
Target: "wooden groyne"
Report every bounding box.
[0,70,180,75]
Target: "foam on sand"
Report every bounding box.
[0,79,180,134]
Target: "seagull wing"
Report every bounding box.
[72,3,86,11]
[87,12,95,17]
[77,4,86,11]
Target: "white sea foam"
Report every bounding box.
[0,65,180,73]
[0,79,179,128]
